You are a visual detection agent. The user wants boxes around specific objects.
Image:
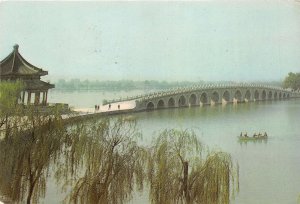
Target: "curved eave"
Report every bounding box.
[24,80,55,91]
[0,47,49,76]
[0,72,48,77]
[0,51,14,64]
[16,51,47,74]
[49,83,55,89]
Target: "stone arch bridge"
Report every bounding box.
[104,84,300,112]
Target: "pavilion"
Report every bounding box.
[0,44,54,106]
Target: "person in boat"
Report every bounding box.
[264,132,268,137]
[244,132,248,137]
[253,133,257,138]
[240,132,243,137]
[258,132,262,137]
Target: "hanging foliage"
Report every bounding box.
[147,129,239,204]
[63,118,146,204]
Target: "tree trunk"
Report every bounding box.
[27,185,34,204]
[27,155,34,204]
[183,161,190,203]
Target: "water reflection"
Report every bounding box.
[238,138,268,146]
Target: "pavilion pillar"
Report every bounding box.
[45,91,48,105]
[39,91,43,105]
[42,91,46,105]
[22,91,25,104]
[35,92,40,105]
[27,92,31,105]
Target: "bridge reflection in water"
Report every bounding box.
[104,84,300,112]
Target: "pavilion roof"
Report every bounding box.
[0,44,48,77]
[24,79,55,91]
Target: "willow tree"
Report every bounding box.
[63,118,147,204]
[147,129,239,204]
[0,106,66,204]
[0,81,24,137]
[0,81,68,204]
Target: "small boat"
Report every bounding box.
[238,132,268,141]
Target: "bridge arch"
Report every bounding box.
[274,92,278,99]
[168,97,175,107]
[134,85,296,111]
[261,90,266,100]
[189,94,197,106]
[146,102,155,111]
[211,91,219,104]
[178,95,187,107]
[245,90,251,101]
[234,90,242,102]
[222,90,230,103]
[254,90,259,100]
[157,99,165,109]
[200,92,208,104]
[268,91,272,100]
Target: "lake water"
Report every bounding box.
[48,89,152,108]
[45,90,300,203]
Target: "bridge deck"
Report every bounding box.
[103,84,291,104]
[102,84,300,112]
[74,100,136,114]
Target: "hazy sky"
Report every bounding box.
[0,1,300,82]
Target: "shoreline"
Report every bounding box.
[73,99,136,114]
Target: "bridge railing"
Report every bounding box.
[102,83,292,105]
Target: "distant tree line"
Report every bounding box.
[54,79,282,91]
[55,79,205,91]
